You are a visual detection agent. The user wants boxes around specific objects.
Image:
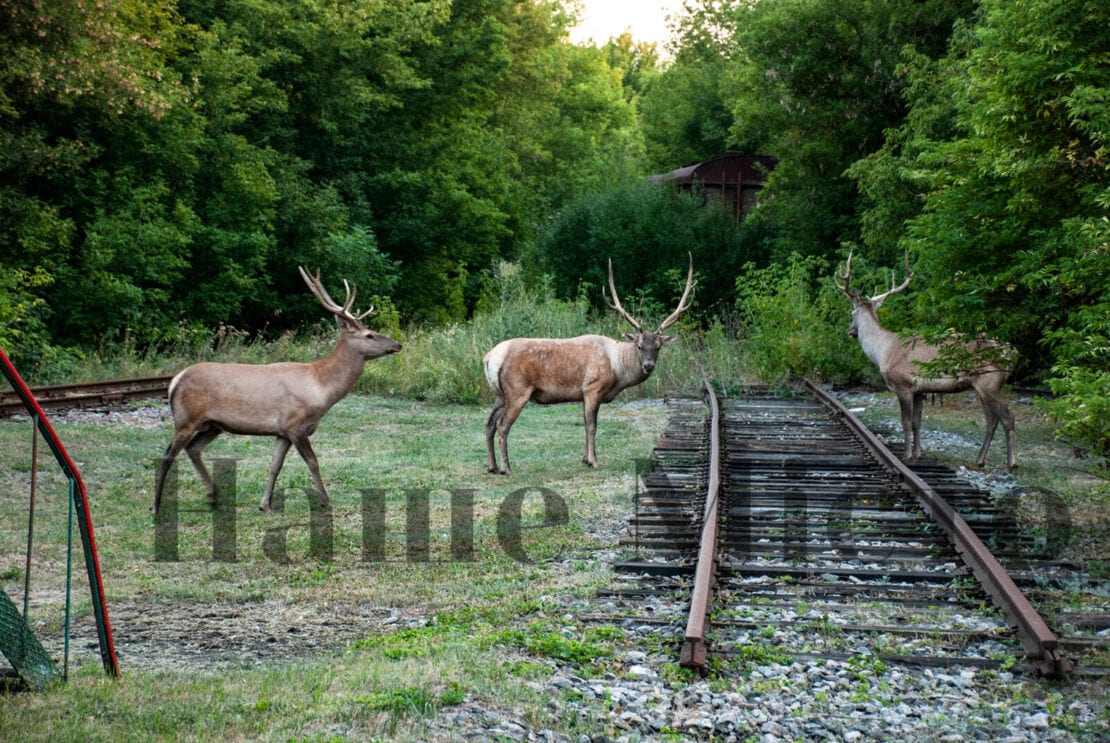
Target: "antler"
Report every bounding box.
[868,251,913,305]
[605,258,644,332]
[298,266,375,323]
[835,250,856,299]
[657,252,696,331]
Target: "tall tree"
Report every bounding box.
[852,0,1109,451]
[0,0,192,362]
[719,0,976,260]
[638,0,734,172]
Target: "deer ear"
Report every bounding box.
[623,332,638,342]
[335,315,361,332]
[661,334,677,345]
[871,296,885,311]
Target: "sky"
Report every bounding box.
[567,0,687,49]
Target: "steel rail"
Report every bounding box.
[0,375,173,417]
[803,378,1073,678]
[679,379,721,668]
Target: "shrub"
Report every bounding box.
[527,180,770,315]
[734,252,873,385]
[359,261,753,402]
[1037,303,1110,460]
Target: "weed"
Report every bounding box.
[359,687,437,715]
[732,643,792,668]
[659,663,696,683]
[522,632,608,665]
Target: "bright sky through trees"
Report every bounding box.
[568,0,685,47]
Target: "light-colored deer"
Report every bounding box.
[153,267,402,514]
[836,252,1016,469]
[484,255,695,475]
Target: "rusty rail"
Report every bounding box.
[0,375,173,418]
[804,378,1072,678]
[679,379,721,668]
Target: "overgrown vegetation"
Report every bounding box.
[2,0,1108,459]
[527,179,773,315]
[733,253,873,386]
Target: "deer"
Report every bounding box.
[153,267,402,514]
[483,255,695,475]
[836,252,1016,469]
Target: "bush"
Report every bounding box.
[734,253,872,386]
[527,180,771,315]
[359,261,751,403]
[1036,303,1110,460]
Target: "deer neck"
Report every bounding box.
[616,338,650,387]
[314,335,367,404]
[855,307,899,368]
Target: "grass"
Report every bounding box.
[0,389,669,741]
[2,275,1108,738]
[1,385,1108,739]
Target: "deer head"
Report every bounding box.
[835,251,913,337]
[605,253,695,375]
[298,266,401,358]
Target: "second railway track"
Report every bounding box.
[591,382,1109,679]
[0,375,173,418]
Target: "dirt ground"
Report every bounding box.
[36,598,430,675]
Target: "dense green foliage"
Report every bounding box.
[527,180,772,315]
[643,0,977,259]
[734,254,872,386]
[0,0,639,365]
[641,0,1108,456]
[849,0,1110,453]
[1,0,1106,455]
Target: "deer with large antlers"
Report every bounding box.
[483,255,695,475]
[153,268,402,514]
[836,252,1016,469]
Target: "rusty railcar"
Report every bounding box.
[650,152,776,220]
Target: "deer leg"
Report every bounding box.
[486,397,506,473]
[583,397,601,467]
[895,391,916,460]
[154,425,200,514]
[496,395,530,476]
[184,427,223,508]
[975,394,999,468]
[976,394,1017,470]
[292,435,331,510]
[912,392,926,460]
[1001,403,1017,470]
[260,437,293,513]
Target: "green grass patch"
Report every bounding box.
[0,389,668,741]
[357,682,466,716]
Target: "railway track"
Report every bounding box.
[592,382,1109,679]
[0,375,173,418]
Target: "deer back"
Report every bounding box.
[169,360,330,436]
[485,335,638,402]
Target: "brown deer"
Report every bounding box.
[484,255,695,475]
[836,252,1016,469]
[153,268,402,514]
